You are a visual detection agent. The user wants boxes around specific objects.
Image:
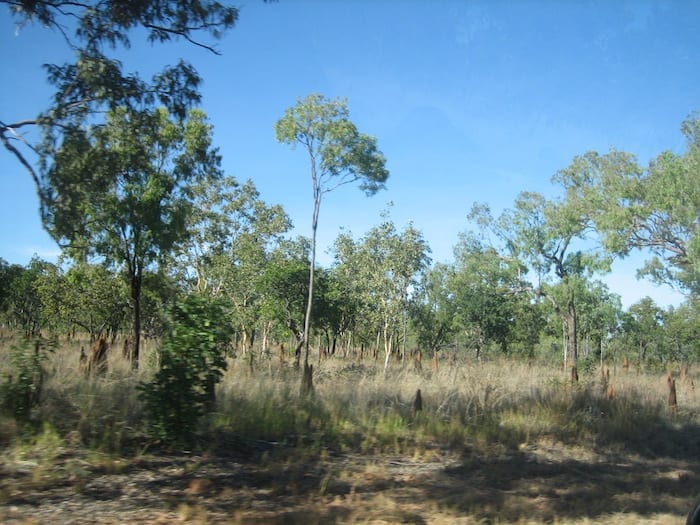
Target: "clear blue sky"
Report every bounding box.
[1,1,698,308]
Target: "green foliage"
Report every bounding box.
[410,263,458,354]
[1,339,51,421]
[555,114,700,294]
[468,186,613,367]
[140,295,233,446]
[448,233,529,356]
[275,93,389,197]
[44,107,222,261]
[665,299,700,362]
[623,297,666,364]
[174,176,292,352]
[332,216,431,367]
[37,261,129,339]
[3,0,237,221]
[1,258,56,337]
[259,244,312,354]
[42,106,224,367]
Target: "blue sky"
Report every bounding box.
[1,1,698,308]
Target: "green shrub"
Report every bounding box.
[0,338,51,421]
[139,295,232,446]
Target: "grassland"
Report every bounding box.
[1,335,699,523]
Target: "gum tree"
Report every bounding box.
[470,190,611,376]
[410,262,459,364]
[174,177,291,355]
[43,107,223,368]
[448,232,529,359]
[333,218,430,371]
[554,113,700,296]
[275,94,389,369]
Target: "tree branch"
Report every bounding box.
[142,23,222,55]
[0,121,44,203]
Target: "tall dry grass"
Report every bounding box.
[1,334,698,460]
[210,353,700,460]
[1,334,160,453]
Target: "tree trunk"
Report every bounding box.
[302,192,321,367]
[301,362,314,396]
[130,265,142,370]
[293,339,304,368]
[566,300,578,376]
[383,323,392,372]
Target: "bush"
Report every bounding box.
[1,338,51,421]
[139,295,232,446]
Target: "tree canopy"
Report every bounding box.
[554,113,700,295]
[1,0,238,223]
[42,106,223,367]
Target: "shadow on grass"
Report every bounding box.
[421,383,700,523]
[428,446,699,523]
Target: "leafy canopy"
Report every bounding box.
[2,0,238,223]
[275,93,389,197]
[554,113,700,294]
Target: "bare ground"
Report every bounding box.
[1,439,698,524]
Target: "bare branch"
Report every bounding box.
[142,23,222,55]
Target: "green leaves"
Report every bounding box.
[332,217,430,363]
[275,93,389,362]
[275,93,389,195]
[4,1,237,222]
[44,107,221,267]
[140,294,233,446]
[554,114,700,294]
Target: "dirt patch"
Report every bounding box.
[1,442,697,524]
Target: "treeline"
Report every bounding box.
[0,205,696,373]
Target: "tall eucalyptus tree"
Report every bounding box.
[554,113,700,296]
[470,190,611,374]
[275,94,389,366]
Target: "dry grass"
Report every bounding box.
[1,336,699,523]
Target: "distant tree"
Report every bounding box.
[275,94,389,367]
[330,232,378,358]
[333,217,430,371]
[312,267,350,359]
[42,107,223,368]
[35,261,129,341]
[574,280,622,362]
[4,257,56,337]
[447,233,528,358]
[470,190,611,373]
[410,262,459,360]
[665,299,700,363]
[175,177,291,354]
[258,239,313,361]
[622,297,666,365]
